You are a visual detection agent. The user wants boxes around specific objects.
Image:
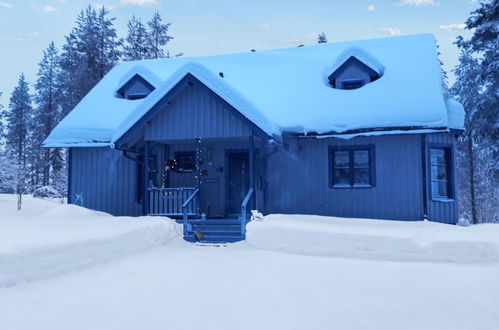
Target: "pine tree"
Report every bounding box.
[5,74,33,209]
[451,49,481,224]
[146,11,173,59]
[33,42,63,187]
[58,5,121,117]
[6,74,32,165]
[453,0,499,223]
[123,16,149,61]
[95,6,121,78]
[0,92,4,145]
[318,32,328,44]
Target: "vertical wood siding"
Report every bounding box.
[331,57,376,87]
[265,134,424,220]
[144,83,252,141]
[425,133,458,224]
[69,147,142,216]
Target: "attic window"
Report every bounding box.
[342,79,364,90]
[328,55,381,90]
[116,74,155,100]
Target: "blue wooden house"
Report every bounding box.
[44,34,464,242]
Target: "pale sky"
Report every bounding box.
[0,0,478,107]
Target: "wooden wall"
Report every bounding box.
[69,147,142,216]
[144,82,253,141]
[264,134,425,221]
[425,133,458,224]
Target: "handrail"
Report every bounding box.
[148,187,196,191]
[240,188,254,235]
[182,188,200,236]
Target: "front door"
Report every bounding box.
[227,152,249,217]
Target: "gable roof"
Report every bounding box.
[43,33,463,148]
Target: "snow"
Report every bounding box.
[246,214,499,263]
[1,196,498,330]
[446,97,465,130]
[0,194,181,287]
[44,33,463,147]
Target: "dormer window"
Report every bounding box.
[327,49,383,90]
[116,74,155,100]
[342,79,364,90]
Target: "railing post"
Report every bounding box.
[249,135,255,210]
[143,141,150,216]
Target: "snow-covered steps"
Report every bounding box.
[183,219,245,243]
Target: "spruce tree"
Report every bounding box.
[58,5,121,117]
[33,42,62,186]
[5,74,33,208]
[6,74,32,165]
[453,0,499,222]
[318,32,328,44]
[123,16,149,61]
[146,11,173,59]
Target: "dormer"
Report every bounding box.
[116,74,155,100]
[327,48,383,90]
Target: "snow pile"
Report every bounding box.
[246,214,499,263]
[0,195,182,287]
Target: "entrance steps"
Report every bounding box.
[180,219,246,243]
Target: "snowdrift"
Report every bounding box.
[0,195,182,287]
[246,214,499,263]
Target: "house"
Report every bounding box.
[43,33,464,242]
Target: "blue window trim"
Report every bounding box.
[427,143,455,202]
[341,79,365,90]
[328,145,376,189]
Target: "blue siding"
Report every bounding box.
[118,74,154,99]
[329,57,377,88]
[265,134,424,220]
[69,147,142,216]
[425,133,458,224]
[144,82,253,141]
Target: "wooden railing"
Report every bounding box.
[148,187,199,217]
[240,188,254,235]
[182,188,200,236]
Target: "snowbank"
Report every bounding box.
[0,195,182,287]
[246,214,499,263]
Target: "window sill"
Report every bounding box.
[332,184,373,189]
[431,198,455,203]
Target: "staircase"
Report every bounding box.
[183,219,246,243]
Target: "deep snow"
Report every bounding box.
[0,195,498,330]
[0,195,181,287]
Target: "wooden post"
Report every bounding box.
[144,141,150,215]
[249,135,255,210]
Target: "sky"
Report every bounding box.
[0,0,479,107]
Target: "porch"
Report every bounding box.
[142,136,261,243]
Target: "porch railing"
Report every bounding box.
[182,188,200,237]
[148,187,199,217]
[240,188,254,235]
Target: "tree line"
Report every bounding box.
[0,5,178,208]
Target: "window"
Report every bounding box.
[430,147,453,199]
[175,152,195,173]
[329,146,375,188]
[342,79,364,90]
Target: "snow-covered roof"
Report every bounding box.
[43,33,463,147]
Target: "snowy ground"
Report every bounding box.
[0,195,498,330]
